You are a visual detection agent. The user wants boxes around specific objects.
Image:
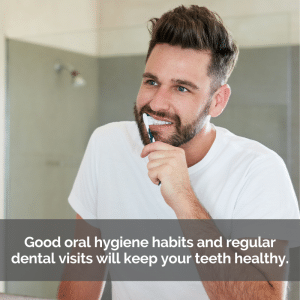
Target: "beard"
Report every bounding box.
[134,100,212,147]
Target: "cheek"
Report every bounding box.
[136,86,152,108]
[174,102,197,124]
[190,93,211,115]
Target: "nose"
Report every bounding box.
[149,87,171,112]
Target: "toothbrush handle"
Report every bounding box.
[147,128,160,185]
[151,137,160,185]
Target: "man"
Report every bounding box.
[58,5,300,299]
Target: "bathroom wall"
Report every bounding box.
[6,40,102,220]
[6,39,102,298]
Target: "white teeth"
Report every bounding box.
[148,115,172,125]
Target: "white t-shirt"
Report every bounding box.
[69,121,300,299]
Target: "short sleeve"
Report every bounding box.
[68,130,99,219]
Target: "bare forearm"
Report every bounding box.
[202,281,285,300]
[58,281,104,300]
[172,193,285,299]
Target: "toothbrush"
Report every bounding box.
[143,113,155,143]
[143,113,161,185]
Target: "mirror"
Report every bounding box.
[4,2,299,299]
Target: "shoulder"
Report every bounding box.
[91,121,139,143]
[215,126,284,167]
[90,121,143,154]
[92,121,137,138]
[215,127,299,219]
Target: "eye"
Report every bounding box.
[177,86,189,92]
[145,80,158,86]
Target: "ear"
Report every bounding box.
[209,84,231,118]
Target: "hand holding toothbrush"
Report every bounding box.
[141,113,194,212]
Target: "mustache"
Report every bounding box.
[139,104,180,126]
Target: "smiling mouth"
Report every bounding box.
[147,115,173,125]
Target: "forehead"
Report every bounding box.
[145,44,212,83]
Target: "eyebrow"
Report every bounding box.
[172,79,200,91]
[142,72,199,91]
[142,72,160,83]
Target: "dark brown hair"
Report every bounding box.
[146,5,239,92]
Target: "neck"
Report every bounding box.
[180,122,216,168]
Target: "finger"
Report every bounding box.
[148,173,161,186]
[141,141,175,158]
[148,150,178,161]
[148,163,170,185]
[147,157,176,170]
